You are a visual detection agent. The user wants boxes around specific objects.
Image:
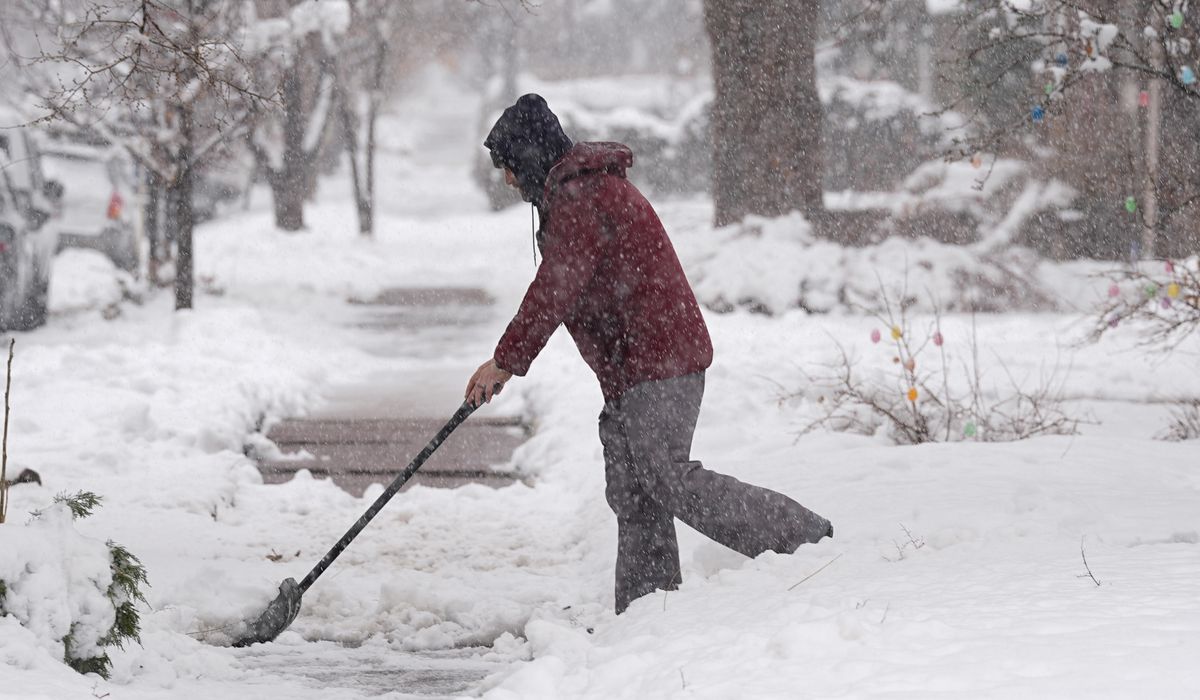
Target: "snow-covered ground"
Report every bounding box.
[3,69,1200,699]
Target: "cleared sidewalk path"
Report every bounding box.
[254,286,526,497]
[246,286,527,698]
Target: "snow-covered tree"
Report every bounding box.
[1,0,272,310]
[333,0,400,237]
[244,0,350,232]
[944,0,1200,260]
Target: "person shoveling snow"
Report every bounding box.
[465,93,833,613]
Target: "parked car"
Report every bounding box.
[0,127,61,332]
[38,136,139,272]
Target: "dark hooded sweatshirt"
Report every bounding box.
[493,141,713,400]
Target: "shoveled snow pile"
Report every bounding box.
[48,249,139,315]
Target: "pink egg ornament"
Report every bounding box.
[870,329,881,344]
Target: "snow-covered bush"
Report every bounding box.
[821,76,962,193]
[689,212,1075,315]
[0,492,148,679]
[1091,256,1200,350]
[782,296,1078,445]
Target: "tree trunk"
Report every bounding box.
[339,97,372,236]
[362,33,385,237]
[363,99,376,235]
[275,67,307,231]
[145,169,162,284]
[272,176,305,232]
[704,0,824,228]
[1141,17,1162,260]
[174,104,195,311]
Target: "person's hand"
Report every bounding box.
[465,359,513,407]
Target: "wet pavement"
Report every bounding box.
[244,643,509,699]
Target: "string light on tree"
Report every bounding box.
[1182,66,1197,85]
[1055,52,1069,66]
[1170,11,1184,29]
[1125,196,1137,213]
[1032,105,1046,123]
[1139,90,1150,108]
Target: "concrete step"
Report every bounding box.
[261,416,526,497]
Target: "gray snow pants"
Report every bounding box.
[599,371,832,613]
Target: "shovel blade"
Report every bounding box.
[233,577,303,647]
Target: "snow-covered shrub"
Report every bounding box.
[821,76,961,193]
[0,491,148,679]
[690,212,1065,315]
[1091,256,1200,350]
[782,297,1078,445]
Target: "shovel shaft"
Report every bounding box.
[297,401,479,593]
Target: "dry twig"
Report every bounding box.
[1,339,13,524]
[788,553,844,591]
[1078,537,1101,587]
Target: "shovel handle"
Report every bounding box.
[297,400,479,593]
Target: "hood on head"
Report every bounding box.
[484,94,573,206]
[547,142,634,191]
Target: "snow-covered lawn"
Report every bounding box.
[3,75,1199,699]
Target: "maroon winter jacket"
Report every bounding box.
[493,142,713,401]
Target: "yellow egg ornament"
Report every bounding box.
[891,326,903,340]
[907,387,918,402]
[1167,283,1180,299]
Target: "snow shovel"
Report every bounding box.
[233,399,480,647]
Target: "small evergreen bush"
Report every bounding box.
[0,491,149,679]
